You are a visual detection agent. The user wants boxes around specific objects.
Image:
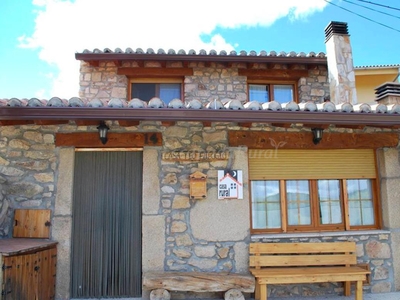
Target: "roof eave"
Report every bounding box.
[1,107,399,127]
[74,53,327,65]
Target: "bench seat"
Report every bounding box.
[249,242,370,300]
[250,266,368,284]
[143,271,255,300]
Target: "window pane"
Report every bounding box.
[131,83,181,104]
[251,181,280,229]
[249,84,269,103]
[286,180,311,225]
[131,83,155,101]
[318,180,342,225]
[347,179,375,226]
[159,83,181,104]
[273,85,293,103]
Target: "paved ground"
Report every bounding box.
[74,292,400,300]
[268,291,400,299]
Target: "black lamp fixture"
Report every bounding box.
[311,128,323,145]
[97,121,109,145]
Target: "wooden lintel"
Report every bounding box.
[238,68,309,80]
[55,132,162,147]
[118,120,140,127]
[87,60,99,67]
[0,120,34,126]
[161,121,175,127]
[117,67,193,77]
[34,120,69,125]
[228,131,399,149]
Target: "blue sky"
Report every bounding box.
[1,0,399,99]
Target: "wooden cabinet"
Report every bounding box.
[1,209,57,300]
[1,239,57,300]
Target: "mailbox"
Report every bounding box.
[189,171,207,199]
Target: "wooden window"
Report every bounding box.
[130,78,182,104]
[249,149,380,233]
[248,81,297,103]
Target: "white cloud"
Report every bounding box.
[19,0,327,98]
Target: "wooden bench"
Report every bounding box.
[249,242,370,300]
[143,272,255,300]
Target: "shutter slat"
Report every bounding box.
[249,149,376,180]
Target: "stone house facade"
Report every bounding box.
[1,21,400,299]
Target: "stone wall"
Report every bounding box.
[1,122,399,299]
[0,125,59,238]
[298,65,329,102]
[78,61,329,104]
[159,122,250,273]
[252,232,394,297]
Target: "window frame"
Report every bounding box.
[247,80,298,103]
[250,178,381,234]
[129,77,184,103]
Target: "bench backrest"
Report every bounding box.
[249,242,357,269]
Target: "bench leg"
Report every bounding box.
[355,280,363,300]
[259,284,267,300]
[343,281,351,296]
[254,281,260,300]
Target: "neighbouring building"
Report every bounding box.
[1,21,400,299]
[355,64,400,104]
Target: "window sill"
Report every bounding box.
[251,229,391,240]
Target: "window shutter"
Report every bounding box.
[249,149,376,180]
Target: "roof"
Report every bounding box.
[355,64,400,70]
[75,48,327,66]
[1,97,400,128]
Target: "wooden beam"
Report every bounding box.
[161,121,175,127]
[271,123,292,128]
[75,120,101,126]
[34,120,69,125]
[113,60,122,67]
[239,68,309,80]
[238,122,252,128]
[228,131,399,149]
[117,67,193,77]
[87,61,99,67]
[55,132,162,147]
[334,124,366,130]
[117,120,140,127]
[0,120,34,126]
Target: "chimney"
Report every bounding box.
[375,82,400,105]
[325,21,357,104]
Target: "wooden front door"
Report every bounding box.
[71,151,143,298]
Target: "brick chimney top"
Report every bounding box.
[325,21,349,42]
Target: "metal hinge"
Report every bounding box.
[45,221,51,227]
[1,290,12,296]
[1,264,12,271]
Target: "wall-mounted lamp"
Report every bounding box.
[97,121,109,145]
[311,128,323,145]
